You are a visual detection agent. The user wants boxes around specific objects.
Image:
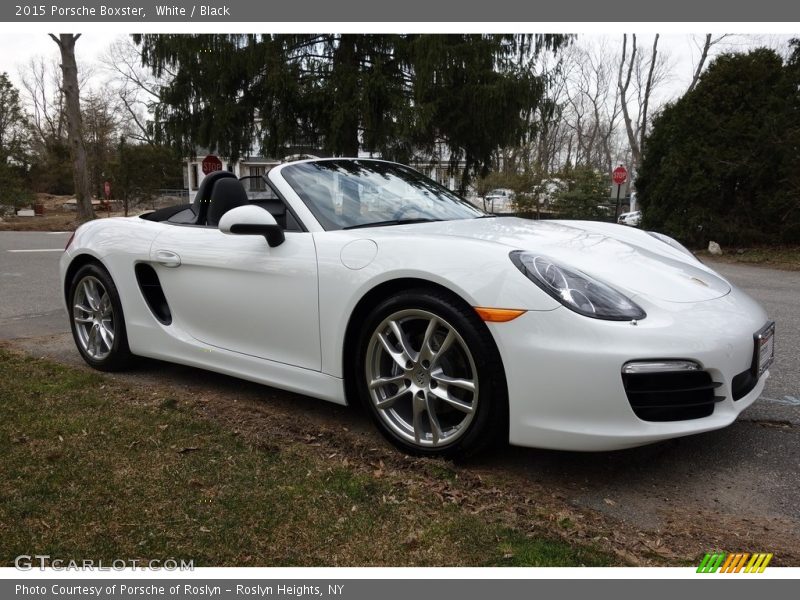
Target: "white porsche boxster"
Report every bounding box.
[60,158,775,457]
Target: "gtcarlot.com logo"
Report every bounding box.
[697,552,773,573]
[14,555,194,571]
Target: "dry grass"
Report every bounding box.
[696,246,800,271]
[0,349,614,567]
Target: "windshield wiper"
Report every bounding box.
[342,218,442,230]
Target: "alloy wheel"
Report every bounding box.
[72,275,115,361]
[365,309,479,448]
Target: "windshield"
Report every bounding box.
[280,159,486,230]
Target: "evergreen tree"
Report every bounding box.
[133,34,570,191]
[637,43,800,245]
[0,73,31,210]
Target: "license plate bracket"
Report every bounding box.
[753,321,775,378]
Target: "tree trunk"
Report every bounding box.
[639,34,660,162]
[50,33,95,222]
[617,34,641,170]
[687,34,711,94]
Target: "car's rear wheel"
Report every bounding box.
[68,263,134,371]
[355,289,507,458]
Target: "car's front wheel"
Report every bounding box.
[68,262,134,371]
[355,289,507,458]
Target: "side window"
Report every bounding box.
[239,176,302,233]
[240,175,276,200]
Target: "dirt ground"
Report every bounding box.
[0,194,149,231]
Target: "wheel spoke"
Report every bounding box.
[98,323,114,350]
[369,373,406,390]
[412,394,425,444]
[74,302,92,316]
[375,384,411,410]
[87,324,99,355]
[429,329,455,369]
[432,372,476,393]
[83,279,101,310]
[377,331,410,370]
[99,294,112,318]
[388,319,418,364]
[419,316,440,361]
[429,385,475,414]
[425,393,444,445]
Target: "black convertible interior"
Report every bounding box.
[140,171,302,231]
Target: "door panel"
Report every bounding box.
[150,226,320,371]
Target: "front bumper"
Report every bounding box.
[490,286,770,451]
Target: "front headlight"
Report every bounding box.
[510,251,646,321]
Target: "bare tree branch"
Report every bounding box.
[618,34,640,168]
[640,34,659,157]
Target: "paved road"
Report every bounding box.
[0,231,72,339]
[2,230,799,555]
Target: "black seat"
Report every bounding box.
[194,170,238,225]
[206,177,250,227]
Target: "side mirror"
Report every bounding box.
[218,205,285,247]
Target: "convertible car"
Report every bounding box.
[60,158,775,457]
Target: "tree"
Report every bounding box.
[637,45,800,245]
[133,34,571,192]
[617,34,669,172]
[0,73,31,210]
[49,33,95,221]
[0,73,28,163]
[687,34,732,94]
[20,56,73,194]
[82,90,120,199]
[562,42,623,172]
[100,36,172,144]
[550,165,611,220]
[111,137,183,216]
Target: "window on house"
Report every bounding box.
[248,166,265,191]
[191,164,199,189]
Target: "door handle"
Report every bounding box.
[154,250,181,268]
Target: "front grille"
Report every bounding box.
[622,370,723,422]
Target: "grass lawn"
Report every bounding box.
[0,349,615,567]
[696,245,800,270]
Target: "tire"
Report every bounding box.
[355,288,508,458]
[68,262,134,372]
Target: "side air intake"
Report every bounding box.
[134,263,172,325]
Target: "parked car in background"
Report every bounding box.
[484,188,515,213]
[618,210,642,227]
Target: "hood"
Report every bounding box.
[375,217,731,303]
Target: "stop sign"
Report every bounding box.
[612,165,628,185]
[201,154,223,175]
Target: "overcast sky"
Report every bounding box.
[0,32,795,106]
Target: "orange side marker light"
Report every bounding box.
[474,307,527,322]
